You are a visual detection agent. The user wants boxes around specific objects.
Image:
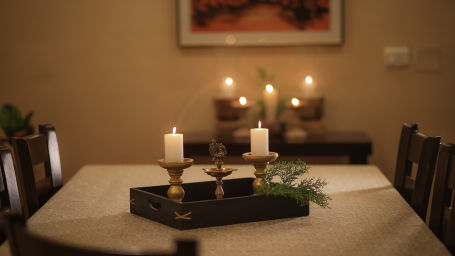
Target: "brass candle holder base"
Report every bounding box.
[157,158,194,203]
[290,97,324,121]
[242,152,279,192]
[203,167,237,199]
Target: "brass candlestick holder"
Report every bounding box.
[242,152,279,192]
[203,139,237,199]
[157,158,194,203]
[294,97,324,121]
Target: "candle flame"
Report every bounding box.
[305,76,313,85]
[239,96,247,105]
[172,126,176,134]
[265,84,274,93]
[225,77,233,86]
[258,121,262,128]
[291,97,300,106]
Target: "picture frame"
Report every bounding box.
[177,0,343,47]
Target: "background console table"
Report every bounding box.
[184,131,372,165]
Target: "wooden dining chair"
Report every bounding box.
[0,146,23,243]
[393,123,441,220]
[11,124,63,218]
[429,143,455,253]
[2,213,197,256]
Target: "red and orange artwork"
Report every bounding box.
[191,0,330,32]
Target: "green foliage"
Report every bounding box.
[257,160,331,208]
[0,104,34,137]
[256,67,276,88]
[256,67,288,120]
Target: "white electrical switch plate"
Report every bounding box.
[384,46,410,67]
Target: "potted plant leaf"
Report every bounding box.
[0,104,34,138]
[256,67,289,137]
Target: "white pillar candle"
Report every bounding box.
[164,127,184,163]
[263,84,278,123]
[302,75,320,98]
[221,77,235,98]
[250,121,269,156]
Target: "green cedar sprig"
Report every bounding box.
[256,160,331,208]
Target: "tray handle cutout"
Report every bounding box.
[148,200,161,211]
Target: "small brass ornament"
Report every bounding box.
[203,139,237,199]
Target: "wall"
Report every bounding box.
[1,0,454,182]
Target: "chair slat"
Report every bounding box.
[0,146,23,244]
[12,138,40,218]
[39,125,62,189]
[25,135,49,166]
[441,206,455,250]
[429,143,453,236]
[407,132,425,163]
[394,123,440,220]
[429,143,455,252]
[394,123,418,190]
[0,162,4,192]
[449,156,455,190]
[12,124,62,219]
[411,136,441,219]
[0,148,22,216]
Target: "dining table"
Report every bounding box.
[0,164,450,256]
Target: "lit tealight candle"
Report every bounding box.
[225,77,233,86]
[263,84,278,123]
[239,96,247,106]
[291,97,300,107]
[302,75,319,98]
[305,76,313,85]
[221,76,235,98]
[164,126,184,163]
[250,121,269,156]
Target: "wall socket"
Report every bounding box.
[384,46,410,68]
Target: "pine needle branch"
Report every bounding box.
[257,160,331,208]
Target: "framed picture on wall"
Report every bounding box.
[177,0,343,47]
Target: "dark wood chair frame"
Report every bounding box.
[429,143,455,252]
[2,213,197,256]
[0,146,23,243]
[0,146,22,216]
[393,123,441,220]
[12,124,63,218]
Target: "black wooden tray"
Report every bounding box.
[130,178,309,230]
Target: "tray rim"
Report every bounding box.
[131,177,309,206]
[131,186,266,205]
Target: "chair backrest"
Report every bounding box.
[393,123,441,220]
[0,146,22,216]
[429,143,455,250]
[38,124,63,189]
[11,124,63,218]
[3,213,197,256]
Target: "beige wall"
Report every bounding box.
[1,0,454,182]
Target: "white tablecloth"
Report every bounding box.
[0,165,449,255]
